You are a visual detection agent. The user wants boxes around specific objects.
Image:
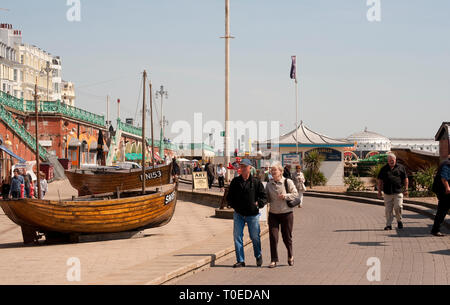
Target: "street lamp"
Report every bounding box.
[155,85,168,160]
[40,61,52,102]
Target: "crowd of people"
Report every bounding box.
[224,153,450,269]
[0,169,48,200]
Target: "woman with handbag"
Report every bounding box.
[292,165,306,208]
[265,161,299,268]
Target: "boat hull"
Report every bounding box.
[65,164,172,196]
[0,184,178,235]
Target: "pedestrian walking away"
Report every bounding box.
[431,155,450,236]
[283,165,292,180]
[292,165,306,208]
[377,153,409,230]
[265,161,299,268]
[205,159,215,189]
[226,159,267,268]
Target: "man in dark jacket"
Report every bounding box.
[377,153,408,230]
[205,160,215,189]
[9,169,24,199]
[431,155,450,236]
[227,159,267,268]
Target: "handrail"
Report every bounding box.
[0,104,48,160]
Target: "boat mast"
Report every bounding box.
[142,70,147,195]
[149,82,155,167]
[34,77,41,199]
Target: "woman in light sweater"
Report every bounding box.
[265,161,298,268]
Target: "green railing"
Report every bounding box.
[0,91,26,112]
[0,90,105,127]
[117,118,142,137]
[0,104,48,160]
[25,100,105,126]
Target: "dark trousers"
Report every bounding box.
[432,194,450,233]
[268,212,293,262]
[218,176,225,188]
[208,176,214,189]
[11,191,20,199]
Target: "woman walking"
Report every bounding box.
[292,165,306,208]
[265,161,298,268]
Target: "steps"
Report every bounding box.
[0,104,48,160]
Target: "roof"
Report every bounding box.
[268,122,353,147]
[347,128,390,143]
[435,122,450,141]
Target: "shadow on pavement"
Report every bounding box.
[334,229,384,232]
[349,241,388,247]
[429,249,450,256]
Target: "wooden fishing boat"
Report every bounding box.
[0,183,178,244]
[65,163,172,196]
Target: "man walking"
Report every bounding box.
[227,159,267,268]
[377,153,409,230]
[430,155,450,236]
[205,159,215,189]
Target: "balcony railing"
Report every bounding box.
[117,118,142,137]
[0,90,105,127]
[25,100,105,126]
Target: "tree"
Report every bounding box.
[303,151,326,188]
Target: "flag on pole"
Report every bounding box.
[290,56,297,81]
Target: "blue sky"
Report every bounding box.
[2,0,449,143]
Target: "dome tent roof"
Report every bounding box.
[347,127,391,144]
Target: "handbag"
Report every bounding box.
[284,179,301,208]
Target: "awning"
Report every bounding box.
[0,145,26,163]
[68,137,81,148]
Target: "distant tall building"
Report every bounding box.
[0,23,22,98]
[0,23,74,102]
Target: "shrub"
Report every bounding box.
[344,174,365,192]
[411,166,437,197]
[304,169,327,187]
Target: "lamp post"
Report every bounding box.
[40,61,52,102]
[155,85,168,160]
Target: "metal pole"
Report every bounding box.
[142,71,147,194]
[296,78,299,155]
[106,95,109,126]
[224,0,230,182]
[159,86,164,161]
[34,78,41,199]
[149,82,155,167]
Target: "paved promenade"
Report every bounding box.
[175,196,450,285]
[1,178,450,285]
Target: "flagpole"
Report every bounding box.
[295,77,299,156]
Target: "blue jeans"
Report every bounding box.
[233,212,262,263]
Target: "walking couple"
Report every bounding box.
[226,159,304,268]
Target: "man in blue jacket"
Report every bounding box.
[227,159,267,268]
[9,169,24,199]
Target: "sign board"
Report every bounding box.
[305,148,342,162]
[192,172,208,190]
[282,153,302,167]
